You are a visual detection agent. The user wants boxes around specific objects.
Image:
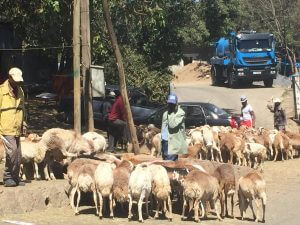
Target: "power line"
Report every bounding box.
[0,45,73,51]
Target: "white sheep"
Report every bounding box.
[82,131,106,153]
[128,163,152,222]
[20,134,44,180]
[74,163,99,215]
[244,142,267,169]
[149,164,172,221]
[66,158,101,210]
[94,161,115,219]
[150,133,161,157]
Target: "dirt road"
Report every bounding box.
[1,159,300,225]
[172,80,285,129]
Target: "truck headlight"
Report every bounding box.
[237,68,244,71]
[238,72,244,76]
[271,71,276,74]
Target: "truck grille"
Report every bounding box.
[243,57,270,64]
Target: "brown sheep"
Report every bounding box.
[238,172,267,223]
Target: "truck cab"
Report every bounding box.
[211,31,277,88]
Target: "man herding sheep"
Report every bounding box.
[0,67,27,187]
[161,93,187,161]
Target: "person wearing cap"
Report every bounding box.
[107,89,130,152]
[267,98,286,131]
[0,67,26,187]
[240,95,255,128]
[161,93,187,161]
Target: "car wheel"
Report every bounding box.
[264,79,273,87]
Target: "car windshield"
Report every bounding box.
[237,39,272,52]
[204,104,227,116]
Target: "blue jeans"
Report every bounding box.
[161,140,178,161]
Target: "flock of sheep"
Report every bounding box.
[1,124,300,223]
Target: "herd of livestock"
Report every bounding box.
[1,124,300,222]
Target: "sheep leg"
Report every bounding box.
[109,193,114,218]
[262,196,266,223]
[225,192,228,217]
[34,162,41,180]
[128,194,133,221]
[194,198,200,222]
[138,193,144,222]
[220,191,225,218]
[231,194,235,219]
[167,195,173,221]
[154,199,159,219]
[98,191,103,219]
[211,198,222,221]
[273,148,278,161]
[248,200,256,221]
[200,201,205,218]
[75,189,81,215]
[43,153,51,181]
[92,191,99,215]
[20,164,26,181]
[229,151,233,164]
[238,190,245,220]
[145,193,150,219]
[181,196,187,220]
[254,198,260,222]
[70,187,77,209]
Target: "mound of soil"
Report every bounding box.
[173,61,211,84]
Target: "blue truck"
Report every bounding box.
[210,31,277,88]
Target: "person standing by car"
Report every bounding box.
[267,98,286,131]
[240,95,255,128]
[0,67,26,187]
[107,90,130,152]
[161,93,187,161]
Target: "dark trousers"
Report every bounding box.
[108,119,130,151]
[3,136,21,182]
[161,140,178,161]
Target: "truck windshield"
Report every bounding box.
[237,39,272,52]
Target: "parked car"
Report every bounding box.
[57,85,161,127]
[134,102,240,128]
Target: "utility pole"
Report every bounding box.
[81,0,94,131]
[102,0,140,154]
[73,0,81,133]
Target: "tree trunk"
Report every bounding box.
[73,0,81,134]
[101,0,140,154]
[81,0,94,131]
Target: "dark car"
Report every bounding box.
[134,102,239,128]
[58,85,161,127]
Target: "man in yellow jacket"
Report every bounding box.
[0,67,26,187]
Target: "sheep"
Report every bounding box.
[128,163,152,222]
[112,160,134,210]
[150,133,162,157]
[94,161,115,219]
[149,164,172,221]
[66,158,101,210]
[82,131,106,153]
[200,125,223,162]
[182,170,222,222]
[20,134,45,180]
[219,132,245,165]
[189,129,204,146]
[244,143,267,169]
[273,131,293,161]
[180,143,203,159]
[213,164,236,219]
[238,171,267,223]
[39,128,94,180]
[73,163,99,215]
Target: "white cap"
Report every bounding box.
[240,95,247,102]
[273,98,281,103]
[8,67,23,82]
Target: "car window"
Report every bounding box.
[188,106,205,118]
[202,107,214,119]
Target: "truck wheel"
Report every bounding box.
[211,65,224,86]
[264,79,273,87]
[228,72,238,88]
